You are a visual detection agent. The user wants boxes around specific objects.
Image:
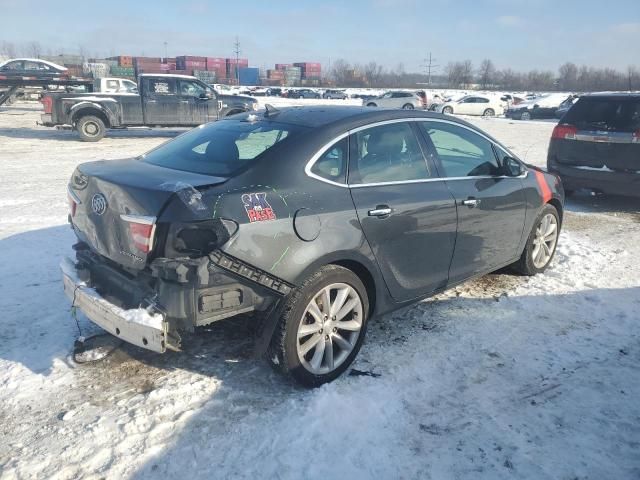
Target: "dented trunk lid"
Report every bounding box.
[69,159,227,270]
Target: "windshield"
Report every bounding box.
[140,119,308,176]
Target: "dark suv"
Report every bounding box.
[547,93,640,197]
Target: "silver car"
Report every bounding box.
[363,91,424,109]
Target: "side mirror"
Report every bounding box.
[502,157,524,177]
[199,92,210,100]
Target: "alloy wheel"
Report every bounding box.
[532,213,558,268]
[296,283,363,375]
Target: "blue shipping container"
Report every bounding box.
[238,67,260,86]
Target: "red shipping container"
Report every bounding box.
[226,58,249,65]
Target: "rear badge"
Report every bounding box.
[91,193,107,215]
[242,192,276,223]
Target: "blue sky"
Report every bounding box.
[2,0,639,72]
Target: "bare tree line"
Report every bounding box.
[332,58,640,92]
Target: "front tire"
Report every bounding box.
[268,265,369,387]
[76,115,106,142]
[442,106,453,114]
[512,204,560,275]
[367,102,377,107]
[520,111,531,121]
[483,108,495,117]
[402,103,414,110]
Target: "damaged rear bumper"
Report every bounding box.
[61,247,294,354]
[61,257,171,353]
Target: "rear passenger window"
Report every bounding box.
[564,97,640,132]
[350,122,430,184]
[419,122,501,177]
[311,137,348,183]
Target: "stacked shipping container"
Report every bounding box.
[176,56,207,72]
[226,58,249,83]
[294,62,322,79]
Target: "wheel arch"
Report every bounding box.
[330,259,377,317]
[291,252,384,317]
[547,197,564,224]
[71,106,111,128]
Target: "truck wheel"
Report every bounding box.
[76,115,106,142]
[268,265,369,387]
[511,204,560,275]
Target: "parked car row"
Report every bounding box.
[506,94,578,120]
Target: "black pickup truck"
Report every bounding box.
[39,74,258,141]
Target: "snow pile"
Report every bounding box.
[120,308,164,330]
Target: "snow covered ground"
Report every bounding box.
[1,102,639,479]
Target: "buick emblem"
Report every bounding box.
[91,193,107,215]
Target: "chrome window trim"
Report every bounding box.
[304,131,351,187]
[304,117,528,188]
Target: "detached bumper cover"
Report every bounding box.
[61,257,169,353]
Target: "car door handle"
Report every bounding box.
[461,198,480,207]
[180,100,190,104]
[368,206,392,217]
[147,99,157,103]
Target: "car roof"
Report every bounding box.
[0,58,67,71]
[230,105,475,130]
[139,73,198,80]
[581,92,640,98]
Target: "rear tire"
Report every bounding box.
[520,111,531,121]
[76,115,106,142]
[483,108,495,117]
[268,265,369,387]
[367,102,377,107]
[511,204,560,275]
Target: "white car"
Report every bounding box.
[363,90,425,109]
[435,95,504,117]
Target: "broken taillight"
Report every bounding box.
[120,215,156,253]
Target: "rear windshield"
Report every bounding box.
[141,119,308,176]
[564,97,640,132]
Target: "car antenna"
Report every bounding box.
[264,104,280,118]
